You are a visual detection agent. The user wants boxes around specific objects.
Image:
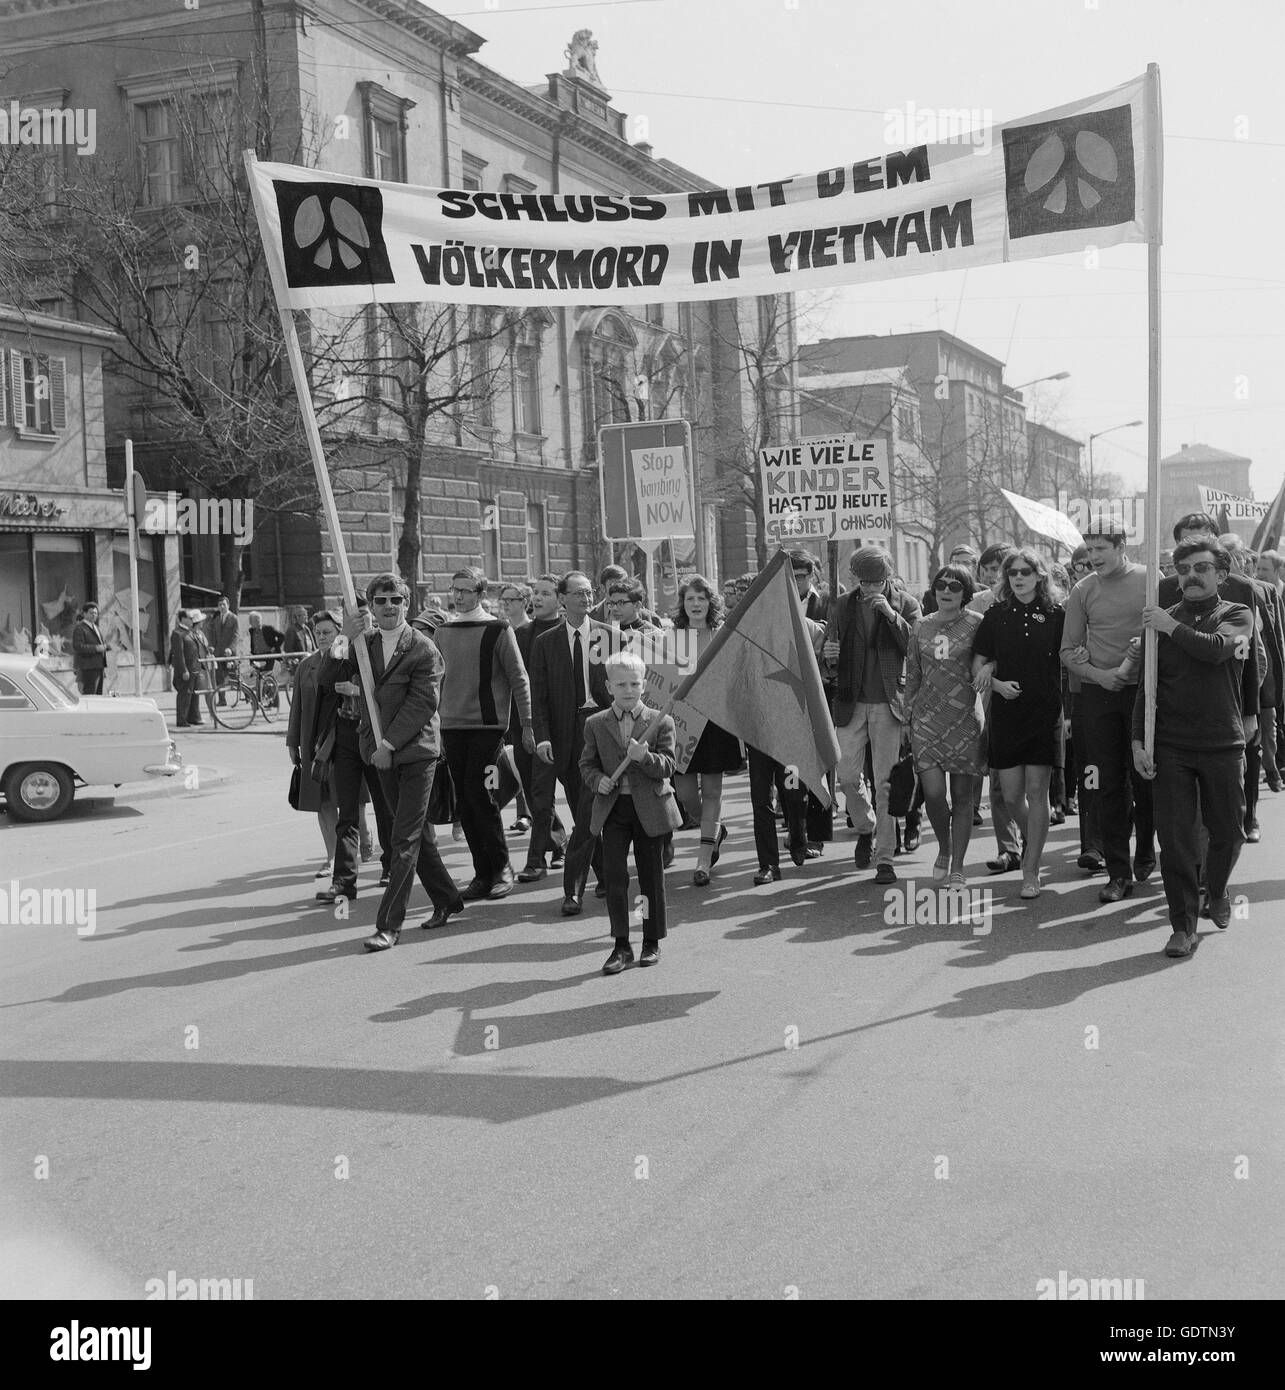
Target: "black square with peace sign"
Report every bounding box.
[1002,104,1136,240]
[272,180,395,289]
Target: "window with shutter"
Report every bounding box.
[10,352,24,428]
[49,357,66,431]
[0,349,7,428]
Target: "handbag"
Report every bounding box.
[887,744,919,819]
[488,743,522,811]
[427,759,457,825]
[288,764,302,810]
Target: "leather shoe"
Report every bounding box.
[903,824,921,852]
[362,928,399,952]
[1164,930,1195,959]
[460,878,490,901]
[378,872,390,887]
[638,940,660,967]
[1133,857,1156,882]
[709,823,728,867]
[516,865,547,882]
[550,849,565,869]
[602,943,634,975]
[754,867,781,885]
[1245,823,1261,843]
[594,881,608,898]
[692,868,710,887]
[1099,877,1134,904]
[560,896,582,917]
[789,842,807,866]
[804,845,822,859]
[1076,851,1105,872]
[488,866,516,899]
[422,898,465,930]
[1209,895,1231,929]
[853,832,873,869]
[1049,808,1066,826]
[873,862,897,885]
[987,851,1022,875]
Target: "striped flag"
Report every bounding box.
[673,549,840,803]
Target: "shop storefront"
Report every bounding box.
[0,486,181,694]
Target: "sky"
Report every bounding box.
[433,0,1285,501]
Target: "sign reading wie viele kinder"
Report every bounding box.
[247,74,1157,310]
[760,436,892,543]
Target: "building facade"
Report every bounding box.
[0,306,180,690]
[1,0,778,621]
[1158,443,1256,545]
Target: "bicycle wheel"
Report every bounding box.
[258,674,279,721]
[213,682,256,730]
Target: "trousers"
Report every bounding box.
[375,757,459,935]
[601,795,666,941]
[836,703,902,865]
[1153,746,1245,933]
[443,728,509,883]
[1077,685,1154,880]
[332,718,392,894]
[747,746,806,871]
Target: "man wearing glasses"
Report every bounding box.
[530,571,613,914]
[433,567,535,901]
[321,573,461,951]
[1133,539,1254,957]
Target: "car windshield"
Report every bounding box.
[28,666,80,709]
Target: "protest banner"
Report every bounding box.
[1197,486,1269,522]
[760,435,891,544]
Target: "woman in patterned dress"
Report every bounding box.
[905,564,986,885]
[970,548,1067,899]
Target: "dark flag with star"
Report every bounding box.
[672,548,840,804]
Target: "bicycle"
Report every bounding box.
[208,658,274,730]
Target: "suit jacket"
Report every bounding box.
[72,619,106,671]
[530,618,612,768]
[826,584,920,726]
[168,626,198,681]
[318,625,443,765]
[206,611,239,655]
[581,704,682,838]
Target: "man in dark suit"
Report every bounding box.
[72,602,107,694]
[205,596,239,707]
[530,570,613,915]
[168,610,202,727]
[512,574,568,880]
[320,572,461,951]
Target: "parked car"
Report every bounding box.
[0,654,181,822]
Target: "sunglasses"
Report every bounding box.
[934,580,964,593]
[371,594,406,606]
[501,593,524,602]
[1006,566,1036,578]
[1175,561,1217,576]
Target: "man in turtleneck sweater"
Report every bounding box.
[1132,538,1255,959]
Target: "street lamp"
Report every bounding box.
[1010,371,1071,391]
[1087,420,1143,496]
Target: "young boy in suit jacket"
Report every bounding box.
[580,652,682,975]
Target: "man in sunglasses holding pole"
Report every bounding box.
[321,572,462,952]
[1132,538,1254,958]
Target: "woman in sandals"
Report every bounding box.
[905,563,987,887]
[673,575,742,885]
[971,549,1067,899]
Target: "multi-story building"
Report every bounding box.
[799,331,1039,560]
[0,306,180,689]
[796,364,933,591]
[0,0,781,617]
[1159,442,1255,545]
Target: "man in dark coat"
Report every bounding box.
[72,602,107,695]
[168,610,202,727]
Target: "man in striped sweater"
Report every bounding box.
[435,567,535,900]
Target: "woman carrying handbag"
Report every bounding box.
[287,611,342,894]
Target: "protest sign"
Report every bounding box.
[760,435,891,543]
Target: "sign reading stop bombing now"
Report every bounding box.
[760,435,891,542]
[627,446,696,539]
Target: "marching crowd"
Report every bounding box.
[276,513,1283,971]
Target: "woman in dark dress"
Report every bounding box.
[673,575,741,885]
[971,548,1066,899]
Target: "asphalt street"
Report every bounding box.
[3,714,1282,1300]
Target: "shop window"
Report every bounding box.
[111,533,166,663]
[33,533,90,656]
[0,534,33,653]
